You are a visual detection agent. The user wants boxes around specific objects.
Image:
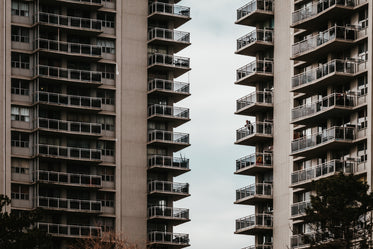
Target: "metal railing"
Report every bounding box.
[148,79,190,94]
[242,245,273,249]
[291,126,355,153]
[148,180,189,195]
[291,201,311,217]
[236,152,272,171]
[58,0,102,4]
[148,104,189,119]
[291,234,314,249]
[35,12,102,31]
[148,130,189,144]
[36,65,102,83]
[35,170,102,187]
[237,91,273,111]
[149,2,191,17]
[37,118,102,135]
[148,206,189,219]
[148,155,189,170]
[37,223,101,238]
[237,28,274,50]
[292,59,365,88]
[237,0,274,20]
[34,91,102,109]
[292,25,361,56]
[35,38,102,57]
[148,28,190,43]
[236,183,273,201]
[236,213,273,231]
[236,121,273,141]
[148,53,190,68]
[36,144,102,161]
[237,59,273,81]
[37,196,102,212]
[292,0,367,24]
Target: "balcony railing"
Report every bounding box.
[148,53,190,68]
[237,0,274,20]
[37,196,102,212]
[236,91,273,111]
[148,130,189,144]
[236,152,272,171]
[36,144,102,161]
[291,126,355,153]
[37,223,101,238]
[37,118,102,135]
[34,91,102,110]
[242,245,273,249]
[148,155,189,170]
[237,28,273,50]
[236,121,273,141]
[148,206,189,220]
[148,79,190,94]
[292,26,361,57]
[35,38,102,57]
[57,0,102,5]
[35,170,102,187]
[236,183,273,201]
[291,234,314,249]
[236,213,273,231]
[36,65,102,83]
[149,2,191,17]
[148,104,189,119]
[148,180,189,195]
[292,59,364,89]
[35,12,102,31]
[291,201,311,217]
[237,59,273,81]
[148,28,190,43]
[148,231,189,245]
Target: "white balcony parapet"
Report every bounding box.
[36,118,102,135]
[148,206,189,220]
[35,12,102,31]
[236,183,273,201]
[148,28,190,43]
[148,155,189,170]
[237,0,274,20]
[37,223,102,238]
[148,2,191,17]
[35,170,102,187]
[35,65,102,83]
[237,28,274,50]
[236,213,273,231]
[148,53,190,68]
[148,180,189,195]
[36,144,102,161]
[34,91,102,109]
[148,130,189,144]
[236,59,273,81]
[35,38,102,57]
[148,231,189,245]
[148,79,190,94]
[236,121,273,141]
[37,196,102,212]
[236,152,272,171]
[236,91,273,111]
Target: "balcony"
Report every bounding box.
[56,0,103,8]
[148,2,191,28]
[236,0,274,26]
[235,121,273,146]
[291,159,366,188]
[35,65,102,85]
[147,232,189,248]
[35,38,102,59]
[235,183,272,205]
[34,91,102,111]
[37,223,101,238]
[291,93,366,126]
[235,59,273,86]
[235,152,272,176]
[36,118,102,137]
[148,79,190,102]
[148,130,190,152]
[148,206,190,226]
[148,155,190,176]
[291,234,313,249]
[148,180,190,201]
[291,0,368,30]
[235,91,273,116]
[148,53,191,78]
[148,104,190,127]
[291,201,311,219]
[242,245,273,249]
[148,28,191,53]
[291,26,366,62]
[291,126,355,158]
[35,170,102,188]
[37,196,102,213]
[35,12,102,33]
[235,213,273,235]
[236,28,274,56]
[36,144,102,162]
[292,59,366,93]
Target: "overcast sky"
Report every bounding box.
[172,1,257,248]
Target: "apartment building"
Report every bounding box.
[0,0,191,248]
[234,0,371,248]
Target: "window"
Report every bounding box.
[11,0,29,16]
[101,167,114,182]
[359,9,368,28]
[11,106,30,122]
[97,192,114,207]
[11,132,29,147]
[97,90,115,105]
[358,41,368,61]
[97,115,115,131]
[11,159,30,174]
[11,26,29,42]
[97,39,115,54]
[11,52,30,69]
[358,142,367,163]
[97,12,115,28]
[11,184,29,200]
[358,75,367,96]
[98,141,115,156]
[98,64,115,79]
[11,79,29,95]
